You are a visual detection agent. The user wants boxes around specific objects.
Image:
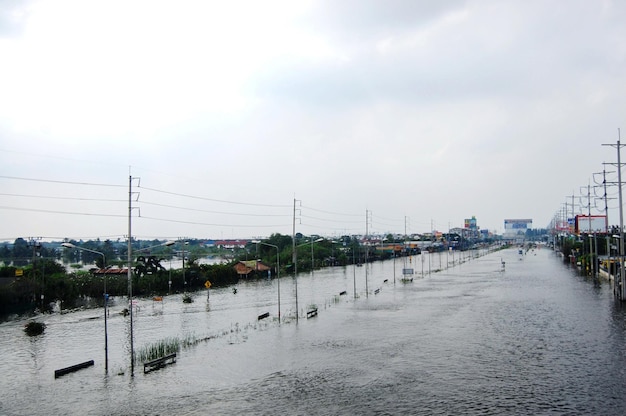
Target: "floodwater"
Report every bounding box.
[1,246,626,415]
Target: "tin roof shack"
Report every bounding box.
[234,260,271,278]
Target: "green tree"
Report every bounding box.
[12,238,31,266]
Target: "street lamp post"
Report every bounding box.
[129,239,175,373]
[178,241,189,293]
[254,241,281,321]
[294,238,323,319]
[61,242,108,373]
[296,238,324,271]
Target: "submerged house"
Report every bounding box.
[233,260,271,278]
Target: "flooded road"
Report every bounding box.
[1,246,626,415]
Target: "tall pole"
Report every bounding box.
[61,243,108,373]
[275,245,280,321]
[618,131,625,300]
[352,243,356,298]
[365,209,369,297]
[127,174,134,375]
[393,245,396,285]
[602,167,611,267]
[587,183,596,276]
[182,241,187,293]
[102,253,108,373]
[259,242,280,321]
[447,223,450,269]
[311,239,314,272]
[603,131,625,300]
[292,198,298,320]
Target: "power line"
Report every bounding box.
[0,175,124,187]
[300,204,362,217]
[139,215,289,228]
[0,205,126,217]
[300,213,362,224]
[138,185,291,208]
[139,200,292,217]
[0,192,125,203]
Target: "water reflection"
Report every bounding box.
[1,248,626,415]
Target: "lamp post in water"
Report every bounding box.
[61,242,108,373]
[293,238,323,319]
[130,239,175,373]
[254,241,281,321]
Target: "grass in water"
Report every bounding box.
[136,337,181,362]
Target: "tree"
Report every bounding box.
[12,238,31,266]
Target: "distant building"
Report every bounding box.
[233,260,271,277]
[214,240,249,250]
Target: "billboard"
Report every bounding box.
[464,216,477,230]
[504,219,532,237]
[575,215,607,233]
[504,219,532,230]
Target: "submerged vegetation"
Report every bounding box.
[1,233,502,320]
[136,337,181,363]
[24,321,45,336]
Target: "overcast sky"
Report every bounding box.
[1,0,625,242]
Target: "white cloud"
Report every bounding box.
[1,0,626,239]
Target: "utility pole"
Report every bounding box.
[580,181,595,276]
[127,174,134,375]
[564,192,578,233]
[602,129,625,300]
[365,209,370,297]
[292,198,300,320]
[28,237,43,309]
[595,167,615,274]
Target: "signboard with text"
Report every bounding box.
[575,215,607,233]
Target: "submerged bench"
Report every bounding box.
[143,353,177,373]
[54,360,94,378]
[306,308,318,318]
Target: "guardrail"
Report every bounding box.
[143,353,177,373]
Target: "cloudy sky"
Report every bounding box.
[1,0,625,242]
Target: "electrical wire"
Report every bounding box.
[139,215,289,228]
[139,200,291,217]
[0,175,124,187]
[0,192,125,203]
[0,205,126,217]
[139,185,292,208]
